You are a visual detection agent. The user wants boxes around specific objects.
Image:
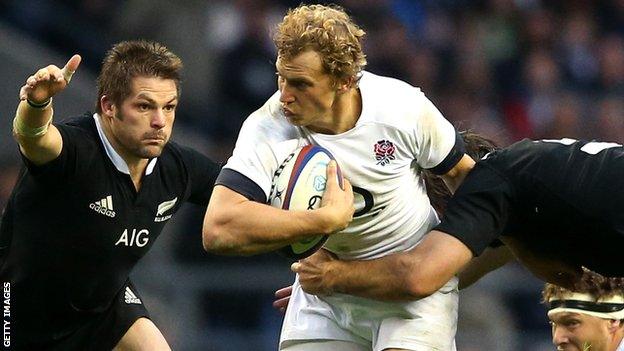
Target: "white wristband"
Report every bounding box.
[13,114,53,138]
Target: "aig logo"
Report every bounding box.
[115,229,150,247]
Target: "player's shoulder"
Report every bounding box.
[496,138,579,162]
[359,71,430,126]
[244,92,288,129]
[360,71,423,100]
[237,91,300,144]
[54,112,99,145]
[480,138,573,179]
[163,140,217,168]
[56,112,96,132]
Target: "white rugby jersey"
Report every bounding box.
[220,71,461,259]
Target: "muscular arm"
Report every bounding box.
[14,101,62,165]
[294,230,473,301]
[458,244,514,290]
[202,162,354,255]
[13,55,81,165]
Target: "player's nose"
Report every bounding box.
[151,109,166,129]
[279,85,295,104]
[552,327,569,347]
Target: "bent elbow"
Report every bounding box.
[202,222,253,255]
[201,227,219,252]
[404,274,442,299]
[202,215,235,254]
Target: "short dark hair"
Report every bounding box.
[95,40,182,113]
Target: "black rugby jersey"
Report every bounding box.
[437,138,624,277]
[0,113,219,340]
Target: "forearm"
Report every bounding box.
[203,197,334,255]
[324,254,424,301]
[15,99,53,128]
[13,56,79,164]
[458,245,513,290]
[13,100,62,165]
[303,231,473,301]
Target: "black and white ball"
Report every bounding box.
[269,144,342,259]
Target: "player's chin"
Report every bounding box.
[137,145,165,159]
[285,114,305,126]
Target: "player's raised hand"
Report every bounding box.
[319,160,354,233]
[19,54,81,104]
[272,285,293,314]
[291,249,338,296]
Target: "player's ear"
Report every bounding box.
[607,319,622,333]
[335,76,354,93]
[100,95,115,119]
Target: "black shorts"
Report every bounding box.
[9,280,149,350]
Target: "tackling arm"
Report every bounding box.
[293,230,474,301]
[458,244,514,290]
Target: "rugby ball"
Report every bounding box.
[269,144,342,259]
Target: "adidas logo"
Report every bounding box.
[89,195,116,218]
[124,287,142,304]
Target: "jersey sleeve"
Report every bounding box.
[217,117,278,203]
[435,162,513,256]
[19,121,81,178]
[177,145,222,206]
[217,96,301,202]
[411,93,464,175]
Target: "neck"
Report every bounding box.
[309,87,362,135]
[99,114,148,190]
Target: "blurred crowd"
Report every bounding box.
[3,0,624,154]
[1,0,623,349]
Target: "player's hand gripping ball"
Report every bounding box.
[269,144,343,259]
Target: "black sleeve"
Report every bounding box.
[429,131,466,175]
[215,168,266,203]
[435,162,513,256]
[19,122,79,178]
[178,145,222,206]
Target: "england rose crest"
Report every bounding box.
[374,139,396,166]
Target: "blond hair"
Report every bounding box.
[273,4,367,82]
[542,269,624,303]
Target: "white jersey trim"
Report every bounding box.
[93,113,157,175]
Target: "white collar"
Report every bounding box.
[616,338,624,351]
[92,113,157,175]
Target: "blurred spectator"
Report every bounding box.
[3,1,624,350]
[521,49,562,137]
[597,34,624,94]
[595,95,624,143]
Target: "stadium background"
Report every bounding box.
[1,0,623,349]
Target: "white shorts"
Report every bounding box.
[279,276,458,351]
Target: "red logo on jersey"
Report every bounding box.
[374,140,396,166]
